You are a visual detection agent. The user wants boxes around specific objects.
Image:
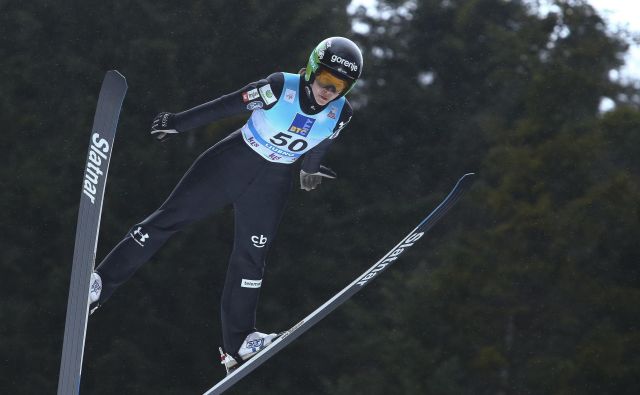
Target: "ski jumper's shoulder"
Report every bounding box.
[328,98,352,138]
[238,72,285,111]
[341,98,353,119]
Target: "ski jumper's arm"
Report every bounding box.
[172,73,285,132]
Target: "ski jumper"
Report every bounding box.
[94,72,353,355]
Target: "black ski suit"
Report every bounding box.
[94,72,353,356]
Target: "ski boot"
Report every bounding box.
[88,271,102,315]
[219,331,279,375]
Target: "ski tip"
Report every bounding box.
[455,172,476,189]
[106,69,126,79]
[105,70,128,87]
[461,172,476,179]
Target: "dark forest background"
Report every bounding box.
[1,0,639,394]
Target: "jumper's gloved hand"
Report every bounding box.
[300,165,337,191]
[150,112,179,142]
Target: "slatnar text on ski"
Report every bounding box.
[82,132,110,204]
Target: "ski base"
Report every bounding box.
[57,70,127,395]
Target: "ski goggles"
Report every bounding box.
[315,69,349,93]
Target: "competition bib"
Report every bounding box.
[241,73,345,164]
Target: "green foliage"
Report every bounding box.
[1,0,639,394]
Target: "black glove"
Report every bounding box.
[150,112,179,142]
[300,165,337,191]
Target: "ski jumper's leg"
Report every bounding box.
[221,162,293,355]
[95,133,251,304]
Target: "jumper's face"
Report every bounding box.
[311,69,348,105]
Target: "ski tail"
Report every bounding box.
[57,70,127,395]
[202,173,476,395]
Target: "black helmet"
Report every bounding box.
[304,37,363,96]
